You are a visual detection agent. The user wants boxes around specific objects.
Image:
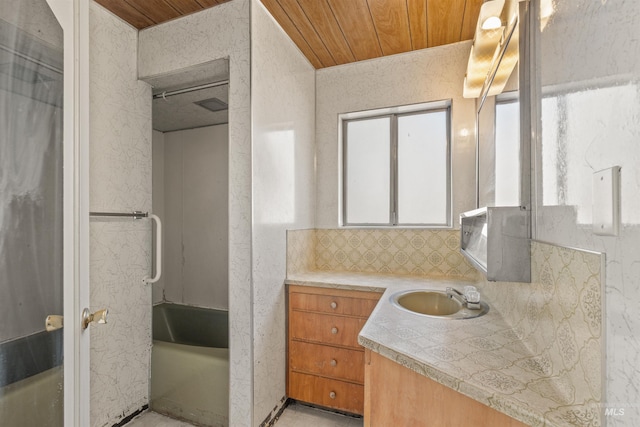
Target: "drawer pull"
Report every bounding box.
[329,391,336,399]
[330,301,337,309]
[330,359,337,367]
[331,327,338,334]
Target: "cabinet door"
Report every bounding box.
[364,350,528,427]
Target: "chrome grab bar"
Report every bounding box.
[89,211,148,219]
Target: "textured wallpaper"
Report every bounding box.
[250,0,316,424]
[314,41,477,229]
[89,3,152,426]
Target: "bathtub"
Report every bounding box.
[0,366,63,426]
[0,329,63,426]
[151,303,229,427]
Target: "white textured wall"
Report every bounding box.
[157,125,229,310]
[89,3,152,426]
[138,2,252,424]
[535,1,640,425]
[250,1,316,424]
[315,42,477,229]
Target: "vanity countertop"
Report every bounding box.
[286,271,598,427]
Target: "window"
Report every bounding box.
[494,95,520,206]
[341,102,451,226]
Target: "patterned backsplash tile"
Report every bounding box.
[287,228,478,280]
[286,229,316,276]
[476,241,604,426]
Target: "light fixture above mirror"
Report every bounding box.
[463,0,519,99]
[481,15,503,30]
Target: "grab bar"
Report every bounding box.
[89,211,162,284]
[90,211,148,219]
[143,214,162,284]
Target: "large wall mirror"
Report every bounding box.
[477,78,520,208]
[459,0,534,283]
[474,0,528,209]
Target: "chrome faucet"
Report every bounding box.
[446,286,482,310]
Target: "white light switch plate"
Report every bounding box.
[592,166,621,236]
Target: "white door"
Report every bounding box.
[0,0,90,426]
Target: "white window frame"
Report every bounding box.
[339,100,452,227]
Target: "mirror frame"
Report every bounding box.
[474,0,534,218]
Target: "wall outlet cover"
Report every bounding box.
[592,166,621,236]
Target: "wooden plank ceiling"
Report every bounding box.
[94,0,231,29]
[95,0,483,69]
[261,0,483,69]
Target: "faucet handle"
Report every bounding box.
[465,290,481,304]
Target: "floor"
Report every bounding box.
[126,402,363,427]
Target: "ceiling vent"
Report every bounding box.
[194,97,228,112]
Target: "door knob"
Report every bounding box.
[45,315,64,332]
[82,308,108,330]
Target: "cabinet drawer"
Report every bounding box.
[289,291,379,318]
[290,311,365,349]
[289,371,364,415]
[289,341,364,384]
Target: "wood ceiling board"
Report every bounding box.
[296,0,355,65]
[94,0,156,29]
[366,0,412,56]
[460,0,483,41]
[165,0,204,14]
[407,0,428,50]
[426,0,467,47]
[126,0,182,24]
[260,0,324,68]
[326,0,382,61]
[276,0,336,67]
[196,0,223,6]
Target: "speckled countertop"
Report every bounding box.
[286,271,580,427]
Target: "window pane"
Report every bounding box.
[345,117,391,224]
[495,100,520,206]
[397,111,448,224]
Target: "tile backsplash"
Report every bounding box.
[288,228,478,280]
[476,241,604,426]
[286,229,316,275]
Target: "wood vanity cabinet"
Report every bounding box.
[287,285,382,415]
[364,349,528,427]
